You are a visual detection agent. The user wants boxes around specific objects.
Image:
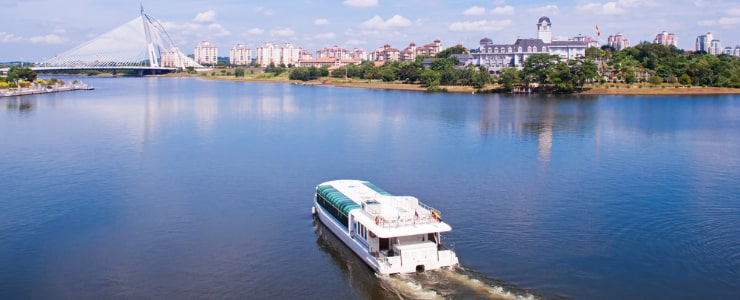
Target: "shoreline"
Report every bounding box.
[172,73,740,95]
[1,83,94,98]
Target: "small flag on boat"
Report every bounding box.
[596,25,601,37]
[431,209,442,222]
[414,210,419,220]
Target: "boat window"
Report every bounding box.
[379,238,390,251]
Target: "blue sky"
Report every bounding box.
[1,0,739,61]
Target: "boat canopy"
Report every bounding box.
[362,181,392,196]
[317,184,361,216]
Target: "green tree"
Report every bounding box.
[234,68,245,77]
[420,69,441,87]
[678,73,692,86]
[648,75,663,86]
[381,68,396,82]
[396,63,422,83]
[436,45,468,58]
[571,58,599,90]
[472,66,490,89]
[318,66,330,77]
[522,54,559,86]
[5,66,37,83]
[585,47,601,60]
[497,67,521,92]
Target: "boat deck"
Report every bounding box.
[321,180,451,237]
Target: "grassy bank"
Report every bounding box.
[178,71,740,95]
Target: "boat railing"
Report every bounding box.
[373,210,442,229]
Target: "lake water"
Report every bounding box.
[1,77,739,299]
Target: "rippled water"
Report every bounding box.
[1,77,739,299]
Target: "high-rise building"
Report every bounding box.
[194,41,218,65]
[607,33,630,50]
[229,44,252,66]
[316,45,352,59]
[255,42,280,67]
[161,47,200,68]
[280,42,301,66]
[725,46,740,57]
[255,42,306,67]
[653,31,678,47]
[696,32,714,53]
[709,39,722,55]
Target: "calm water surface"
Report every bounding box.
[1,77,739,299]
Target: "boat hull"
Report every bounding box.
[314,199,382,273]
[313,199,458,275]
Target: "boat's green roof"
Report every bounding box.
[316,184,361,215]
[362,181,392,196]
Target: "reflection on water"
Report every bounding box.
[2,77,739,299]
[478,96,599,163]
[5,98,36,113]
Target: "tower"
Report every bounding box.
[537,16,552,44]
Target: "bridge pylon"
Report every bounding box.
[40,6,202,72]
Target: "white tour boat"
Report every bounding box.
[313,179,459,275]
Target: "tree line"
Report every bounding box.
[281,43,740,93]
[586,43,740,88]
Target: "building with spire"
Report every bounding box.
[470,16,591,73]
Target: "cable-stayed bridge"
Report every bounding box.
[29,6,202,75]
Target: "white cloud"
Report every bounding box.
[247,28,265,35]
[253,7,274,16]
[577,2,625,15]
[272,27,295,37]
[29,34,65,44]
[346,39,367,45]
[314,18,329,25]
[699,17,740,27]
[727,8,740,16]
[449,20,512,32]
[576,0,650,15]
[529,5,560,16]
[207,24,231,36]
[194,10,216,23]
[343,0,378,7]
[464,6,486,15]
[314,32,336,40]
[490,5,515,15]
[361,15,411,30]
[0,32,22,42]
[161,21,231,39]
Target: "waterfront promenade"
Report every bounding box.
[1,82,94,97]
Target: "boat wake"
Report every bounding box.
[313,217,541,299]
[378,268,540,300]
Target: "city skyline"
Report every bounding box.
[1,0,739,62]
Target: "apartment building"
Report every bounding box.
[400,40,443,62]
[255,42,306,67]
[607,33,630,50]
[194,41,218,65]
[229,44,252,65]
[654,31,678,47]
